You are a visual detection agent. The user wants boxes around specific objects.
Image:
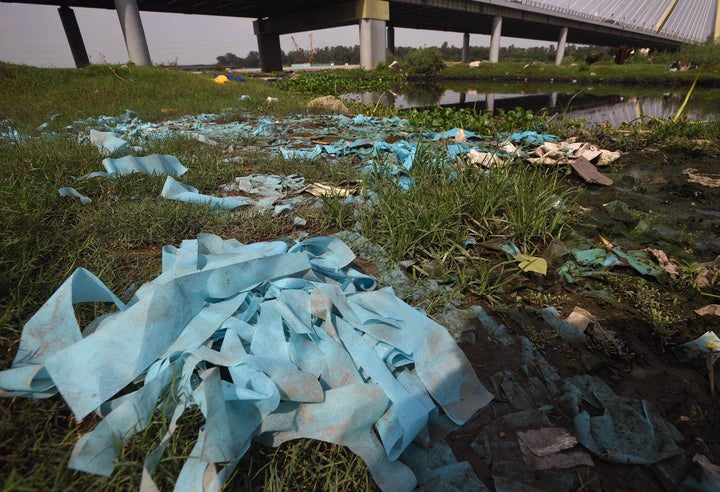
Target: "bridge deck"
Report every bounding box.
[1,0,687,49]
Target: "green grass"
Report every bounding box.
[0,61,719,490]
[439,58,720,87]
[0,63,309,133]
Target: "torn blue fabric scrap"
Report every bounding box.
[79,154,188,179]
[0,233,492,492]
[59,187,92,205]
[506,131,560,146]
[161,176,250,210]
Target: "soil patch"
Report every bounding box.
[447,147,720,491]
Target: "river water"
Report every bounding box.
[344,84,720,126]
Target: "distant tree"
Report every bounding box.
[403,48,446,76]
[216,52,243,68]
[243,51,260,68]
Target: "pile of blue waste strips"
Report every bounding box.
[0,233,493,491]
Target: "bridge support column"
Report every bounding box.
[462,32,470,63]
[256,31,283,72]
[486,93,495,111]
[489,16,502,63]
[387,25,395,55]
[360,19,386,69]
[114,0,152,66]
[359,0,389,69]
[57,6,89,67]
[555,27,568,66]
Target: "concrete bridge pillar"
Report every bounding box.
[486,93,495,111]
[555,27,568,66]
[360,19,386,69]
[462,32,470,63]
[387,25,395,55]
[359,0,389,69]
[489,16,502,63]
[257,31,283,72]
[114,0,152,66]
[57,6,89,67]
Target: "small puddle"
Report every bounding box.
[343,85,720,127]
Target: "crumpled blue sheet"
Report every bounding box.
[161,176,250,210]
[79,154,188,179]
[89,129,129,156]
[0,234,493,491]
[506,131,560,146]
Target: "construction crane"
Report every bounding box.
[291,36,305,63]
[290,34,315,64]
[308,33,315,64]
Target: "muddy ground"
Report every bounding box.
[447,147,720,491]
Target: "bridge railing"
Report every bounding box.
[512,0,699,44]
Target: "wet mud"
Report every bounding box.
[448,147,720,491]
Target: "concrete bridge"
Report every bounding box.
[2,0,719,71]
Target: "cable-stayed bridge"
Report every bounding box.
[2,0,718,70]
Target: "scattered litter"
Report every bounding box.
[0,234,493,492]
[565,306,627,358]
[513,253,547,275]
[529,140,621,166]
[266,96,279,103]
[673,331,720,362]
[58,187,92,205]
[695,305,720,317]
[213,73,245,84]
[221,174,308,211]
[681,454,720,491]
[0,125,21,141]
[672,330,720,397]
[468,305,687,491]
[562,244,667,282]
[517,427,594,470]
[695,256,720,289]
[161,176,250,210]
[306,182,355,197]
[506,130,560,147]
[570,155,614,186]
[647,248,681,277]
[239,95,250,101]
[465,148,504,167]
[36,113,60,131]
[682,168,720,188]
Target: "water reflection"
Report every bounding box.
[346,86,718,127]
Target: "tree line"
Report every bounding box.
[216,43,606,69]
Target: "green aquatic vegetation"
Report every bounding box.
[404,105,561,136]
[275,70,402,95]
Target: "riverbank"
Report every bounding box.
[413,61,720,88]
[1,63,719,491]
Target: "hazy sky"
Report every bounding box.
[0,3,543,68]
[1,1,714,67]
